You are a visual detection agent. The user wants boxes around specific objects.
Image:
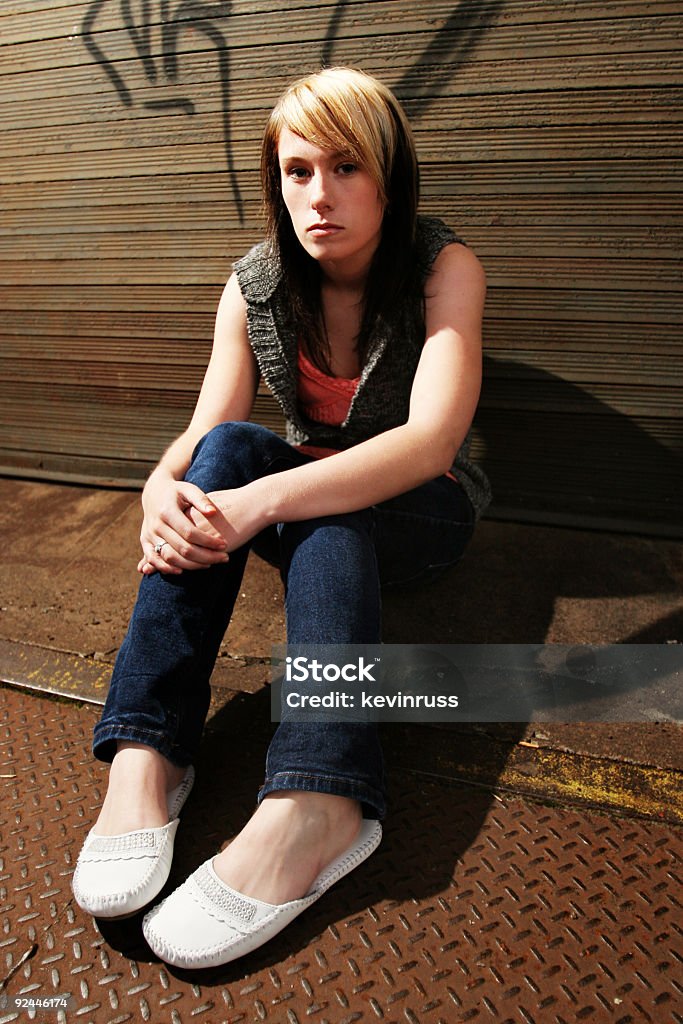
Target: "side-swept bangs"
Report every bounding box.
[261,66,418,236]
[265,68,396,201]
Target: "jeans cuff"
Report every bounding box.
[257,770,386,820]
[92,723,191,767]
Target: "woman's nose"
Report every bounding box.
[310,172,332,210]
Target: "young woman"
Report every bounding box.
[72,66,490,969]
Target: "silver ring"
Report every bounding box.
[154,541,167,556]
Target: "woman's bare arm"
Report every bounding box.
[139,273,259,574]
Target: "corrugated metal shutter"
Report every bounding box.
[1,1,681,534]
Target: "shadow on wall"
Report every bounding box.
[380,355,682,651]
[477,355,682,535]
[323,0,505,103]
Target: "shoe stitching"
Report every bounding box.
[193,863,258,924]
[146,895,304,966]
[83,829,167,855]
[72,791,187,914]
[312,822,382,894]
[73,859,164,905]
[73,840,171,893]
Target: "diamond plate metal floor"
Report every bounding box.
[0,683,681,1024]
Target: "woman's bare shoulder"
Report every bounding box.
[423,242,486,322]
[430,241,486,285]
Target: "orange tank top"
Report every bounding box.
[295,348,359,459]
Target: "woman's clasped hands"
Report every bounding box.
[138,469,268,576]
[138,469,228,576]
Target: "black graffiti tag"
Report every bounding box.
[82,0,243,222]
[82,0,503,226]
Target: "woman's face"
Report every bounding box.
[278,126,385,278]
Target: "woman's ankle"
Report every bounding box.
[113,742,184,786]
[212,791,363,903]
[94,743,184,835]
[261,790,361,830]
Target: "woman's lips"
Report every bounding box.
[307,222,343,236]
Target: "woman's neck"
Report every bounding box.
[318,239,376,292]
[321,276,364,304]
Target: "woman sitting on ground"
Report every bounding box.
[72,65,491,970]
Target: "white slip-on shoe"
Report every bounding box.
[72,765,195,919]
[142,818,382,969]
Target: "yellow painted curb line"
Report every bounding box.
[498,746,683,825]
[0,637,111,704]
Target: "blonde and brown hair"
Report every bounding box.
[260,67,422,373]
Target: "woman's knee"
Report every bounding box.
[193,421,273,461]
[187,421,281,490]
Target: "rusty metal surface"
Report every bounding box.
[1,683,682,1024]
[389,724,683,826]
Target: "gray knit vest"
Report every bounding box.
[234,215,491,517]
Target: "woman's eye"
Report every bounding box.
[338,163,357,175]
[287,167,310,180]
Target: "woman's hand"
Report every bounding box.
[187,482,271,554]
[138,469,230,575]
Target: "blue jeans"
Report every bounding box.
[93,422,475,818]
